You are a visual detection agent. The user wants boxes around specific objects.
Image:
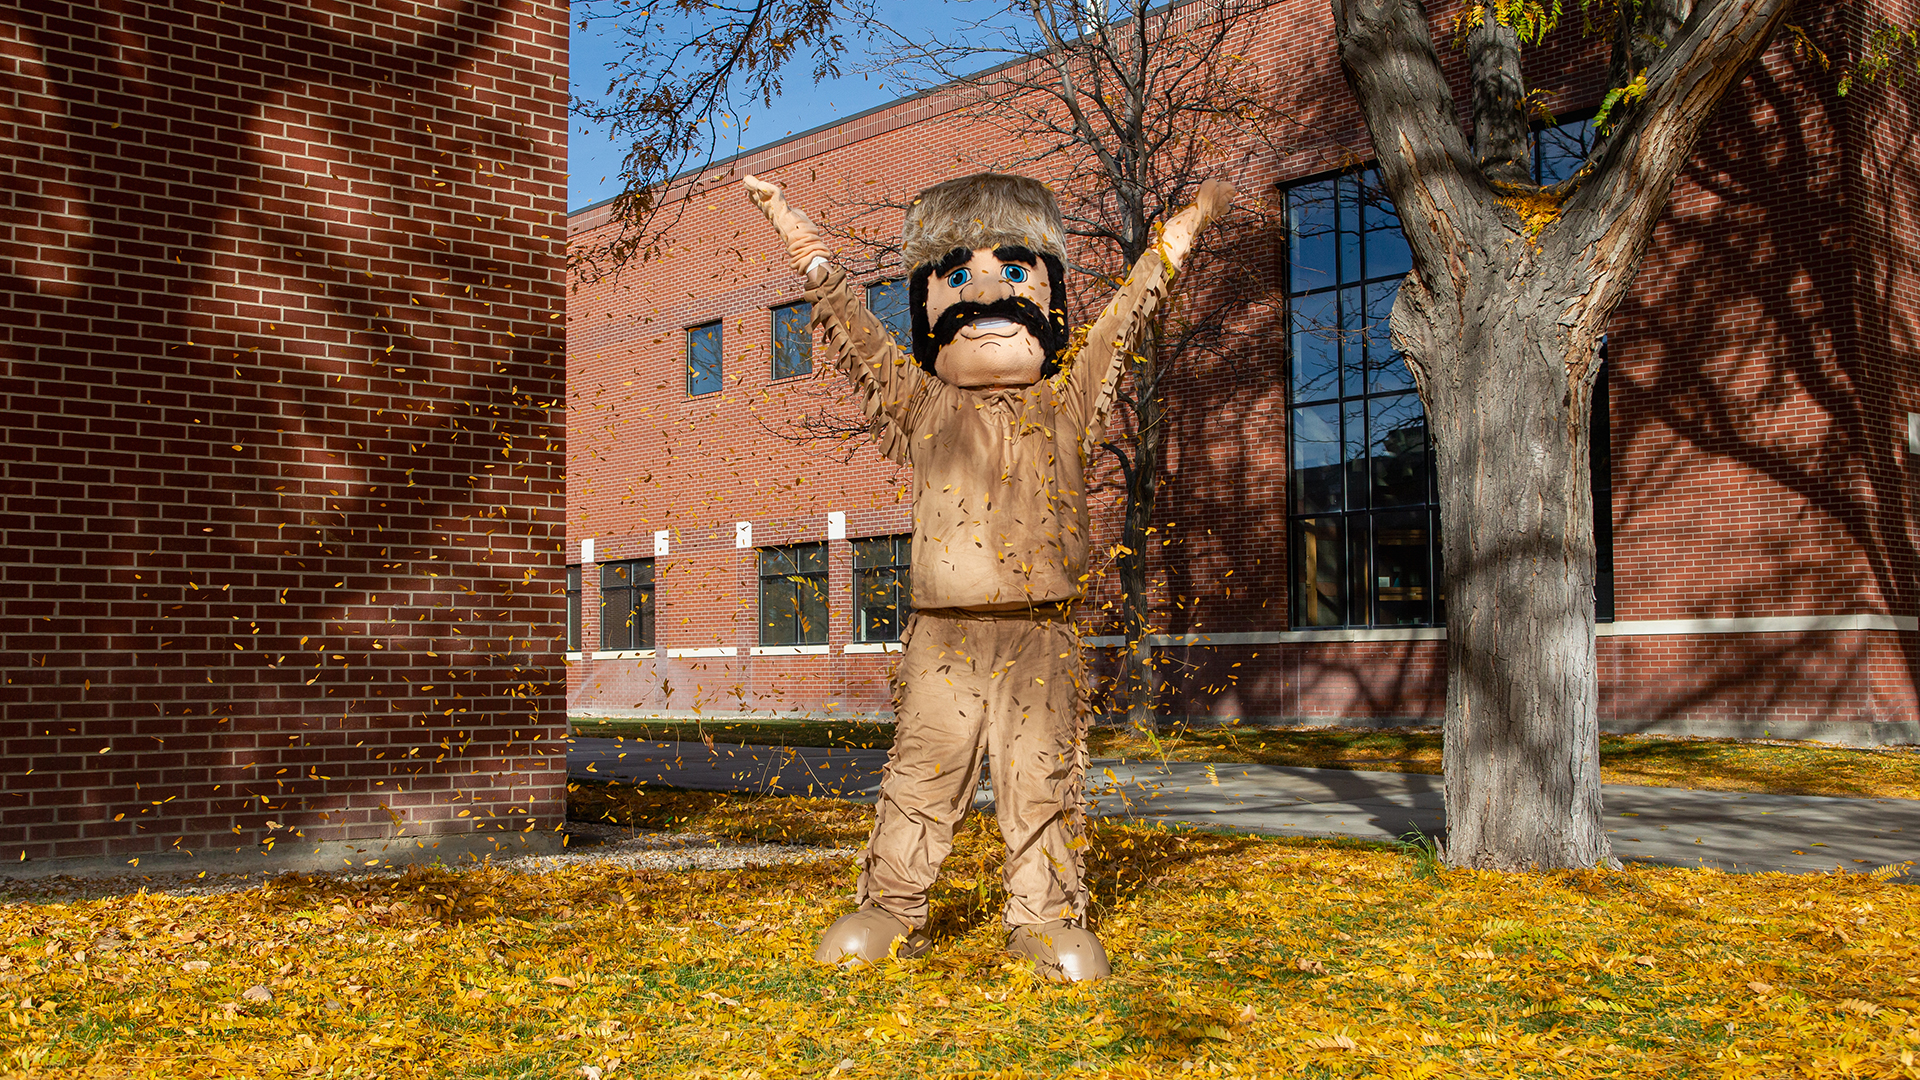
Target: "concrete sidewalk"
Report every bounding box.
[568,737,1920,876]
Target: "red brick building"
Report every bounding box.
[2,0,569,869]
[565,1,1919,745]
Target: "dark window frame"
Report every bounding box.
[599,559,655,652]
[771,300,813,380]
[852,535,912,643]
[758,542,828,646]
[1282,118,1613,630]
[566,564,581,651]
[686,320,722,397]
[1284,166,1438,630]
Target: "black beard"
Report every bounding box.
[929,296,1063,366]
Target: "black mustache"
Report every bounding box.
[931,297,1059,355]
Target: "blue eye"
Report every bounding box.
[1002,264,1029,283]
[944,268,970,288]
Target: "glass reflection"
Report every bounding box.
[1291,404,1342,514]
[1365,280,1412,392]
[1291,290,1339,402]
[1288,180,1336,294]
[1371,510,1431,625]
[1295,516,1345,627]
[1370,394,1428,507]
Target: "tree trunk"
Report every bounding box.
[1333,0,1796,870]
[1423,282,1610,871]
[1120,323,1164,736]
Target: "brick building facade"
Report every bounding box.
[2,0,569,869]
[566,0,1920,744]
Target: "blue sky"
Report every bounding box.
[568,8,920,212]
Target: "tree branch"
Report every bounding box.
[1468,14,1532,185]
[1552,0,1798,331]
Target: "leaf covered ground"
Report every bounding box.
[5,784,1917,1079]
[570,717,1920,801]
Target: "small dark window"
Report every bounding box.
[758,543,828,646]
[852,535,912,642]
[866,279,912,351]
[566,564,581,651]
[686,321,722,396]
[772,301,812,379]
[599,559,654,651]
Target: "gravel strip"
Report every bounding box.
[0,824,852,904]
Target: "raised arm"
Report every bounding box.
[1062,178,1235,441]
[744,175,930,464]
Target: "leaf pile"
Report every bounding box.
[5,792,1917,1078]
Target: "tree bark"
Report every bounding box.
[1331,0,1797,869]
[1468,14,1532,185]
[1425,283,1608,870]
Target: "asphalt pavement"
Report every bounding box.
[568,736,1920,876]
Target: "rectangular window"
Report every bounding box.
[599,559,654,651]
[866,279,912,352]
[566,564,581,651]
[852,535,912,642]
[1286,169,1439,629]
[772,301,812,379]
[686,321,722,396]
[759,543,828,645]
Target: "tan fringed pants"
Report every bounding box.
[855,608,1091,931]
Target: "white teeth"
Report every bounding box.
[970,317,1016,331]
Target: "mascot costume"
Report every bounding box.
[745,170,1232,981]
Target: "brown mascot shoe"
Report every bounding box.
[814,905,933,969]
[1005,919,1111,982]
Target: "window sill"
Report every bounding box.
[590,649,657,660]
[750,644,830,656]
[844,641,904,654]
[666,646,738,658]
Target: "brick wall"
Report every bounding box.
[566,0,1918,737]
[1,0,569,867]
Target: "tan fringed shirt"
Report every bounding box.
[804,246,1175,612]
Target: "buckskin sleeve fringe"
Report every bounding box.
[805,264,927,466]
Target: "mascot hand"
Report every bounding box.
[1158,177,1237,275]
[1194,177,1235,228]
[744,174,833,278]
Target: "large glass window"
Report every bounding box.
[566,564,581,651]
[1286,169,1438,628]
[686,321,722,396]
[772,301,812,379]
[599,559,654,651]
[759,543,828,645]
[852,535,911,642]
[866,279,912,351]
[1284,120,1612,629]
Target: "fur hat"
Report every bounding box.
[901,173,1068,271]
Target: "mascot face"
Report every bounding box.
[923,246,1055,389]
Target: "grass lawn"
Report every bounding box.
[569,716,1920,801]
[4,783,1914,1078]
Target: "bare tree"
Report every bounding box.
[1333,0,1800,869]
[860,0,1284,735]
[569,0,853,278]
